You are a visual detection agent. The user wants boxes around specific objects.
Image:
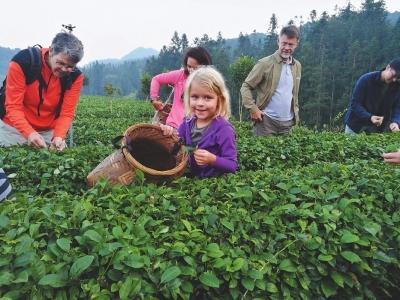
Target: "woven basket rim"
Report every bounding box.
[122,123,188,176]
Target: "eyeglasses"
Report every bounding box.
[56,60,76,72]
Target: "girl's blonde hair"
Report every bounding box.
[183,66,231,119]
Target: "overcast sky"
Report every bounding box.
[1,0,398,65]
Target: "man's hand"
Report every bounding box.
[51,137,66,151]
[383,151,400,164]
[27,132,47,149]
[250,109,263,122]
[193,149,216,166]
[151,99,164,111]
[371,115,384,126]
[389,122,400,132]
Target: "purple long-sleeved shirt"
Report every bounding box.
[178,116,238,178]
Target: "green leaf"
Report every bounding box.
[241,277,255,291]
[119,276,133,299]
[0,215,10,228]
[39,274,67,288]
[321,279,337,298]
[206,243,224,258]
[266,282,279,293]
[182,219,192,232]
[220,218,234,232]
[124,255,145,269]
[373,251,393,263]
[56,238,71,252]
[248,269,263,280]
[318,254,333,262]
[341,251,361,263]
[83,230,102,243]
[13,271,29,283]
[325,191,340,200]
[331,270,344,288]
[278,259,297,272]
[160,266,181,284]
[0,271,14,285]
[112,226,123,238]
[230,257,245,272]
[340,231,360,243]
[364,222,381,236]
[69,255,94,278]
[199,271,220,288]
[385,193,394,202]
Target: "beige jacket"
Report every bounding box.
[240,51,302,123]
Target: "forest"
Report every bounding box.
[81,0,399,129]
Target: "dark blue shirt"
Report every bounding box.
[344,71,400,133]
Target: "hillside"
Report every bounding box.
[1,96,399,299]
[87,47,158,65]
[0,46,19,81]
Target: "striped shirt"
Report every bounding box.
[0,168,12,201]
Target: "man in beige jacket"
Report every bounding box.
[241,25,301,136]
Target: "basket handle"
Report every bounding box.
[111,135,124,149]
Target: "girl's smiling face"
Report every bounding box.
[189,81,219,127]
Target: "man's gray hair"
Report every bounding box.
[51,32,84,63]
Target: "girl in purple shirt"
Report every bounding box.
[162,66,237,178]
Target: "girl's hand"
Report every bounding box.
[194,149,216,166]
[160,124,175,136]
[151,99,164,111]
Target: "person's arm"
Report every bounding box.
[5,62,36,138]
[293,62,302,123]
[389,93,400,131]
[240,61,265,114]
[53,74,84,139]
[212,124,237,173]
[195,124,237,173]
[150,69,181,100]
[350,76,373,121]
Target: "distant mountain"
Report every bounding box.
[87,47,158,66]
[0,46,20,81]
[121,47,158,61]
[387,11,400,25]
[224,32,266,49]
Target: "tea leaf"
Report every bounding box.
[160,266,181,284]
[199,271,220,288]
[69,255,95,278]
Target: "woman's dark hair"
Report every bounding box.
[183,47,212,75]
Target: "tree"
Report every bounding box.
[265,14,279,55]
[140,72,151,100]
[104,83,120,98]
[228,55,256,120]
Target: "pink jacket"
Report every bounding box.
[150,69,187,128]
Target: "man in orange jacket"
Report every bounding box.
[0,32,84,151]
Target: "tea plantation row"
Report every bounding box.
[0,97,399,300]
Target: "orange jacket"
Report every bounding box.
[3,48,83,139]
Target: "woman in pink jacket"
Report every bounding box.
[150,47,212,129]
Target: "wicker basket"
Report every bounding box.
[86,149,134,187]
[152,103,172,125]
[122,123,188,182]
[87,123,188,186]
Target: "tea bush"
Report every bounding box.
[0,96,399,299]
